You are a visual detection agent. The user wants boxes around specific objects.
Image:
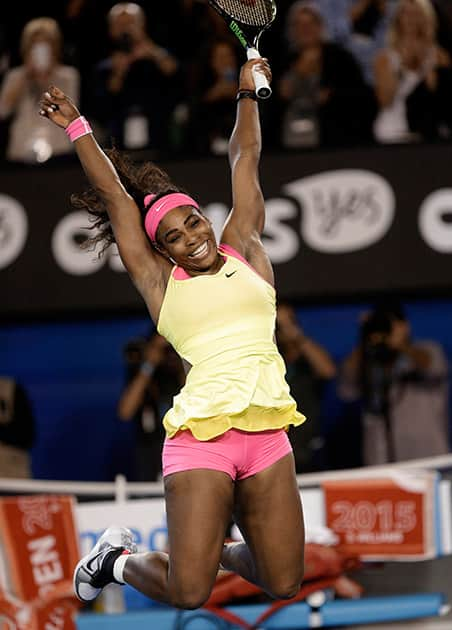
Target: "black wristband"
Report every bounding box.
[236,90,257,102]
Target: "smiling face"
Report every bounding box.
[155,206,219,273]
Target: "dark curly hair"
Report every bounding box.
[72,148,186,255]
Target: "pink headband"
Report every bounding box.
[144,193,200,242]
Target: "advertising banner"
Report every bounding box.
[0,495,80,629]
[323,472,438,560]
[2,143,452,316]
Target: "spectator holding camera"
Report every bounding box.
[93,2,178,151]
[187,39,240,155]
[0,376,35,478]
[338,302,449,465]
[276,303,336,472]
[279,0,376,148]
[0,17,79,162]
[117,332,185,481]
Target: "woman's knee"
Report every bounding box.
[268,580,301,600]
[266,568,304,600]
[168,583,212,610]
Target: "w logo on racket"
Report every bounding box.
[208,0,277,98]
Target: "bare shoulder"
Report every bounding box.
[221,229,274,287]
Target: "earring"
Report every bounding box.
[170,256,176,265]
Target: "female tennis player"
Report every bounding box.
[39,57,306,609]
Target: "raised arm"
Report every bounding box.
[221,59,273,284]
[39,87,169,319]
[374,50,399,108]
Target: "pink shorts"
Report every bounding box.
[162,428,293,480]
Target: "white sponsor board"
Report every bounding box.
[75,489,325,553]
[76,498,168,555]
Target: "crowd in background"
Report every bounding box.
[1,0,452,162]
[1,297,449,481]
[0,0,451,481]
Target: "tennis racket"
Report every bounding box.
[208,0,277,99]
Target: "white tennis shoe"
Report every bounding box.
[73,526,137,603]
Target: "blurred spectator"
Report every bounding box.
[374,0,452,143]
[338,301,450,465]
[0,17,79,163]
[0,24,9,80]
[187,39,240,155]
[92,2,179,152]
[276,303,336,473]
[0,24,10,158]
[117,332,185,481]
[278,0,376,148]
[173,0,233,60]
[0,376,35,478]
[433,1,452,60]
[340,0,398,84]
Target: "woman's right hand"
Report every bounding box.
[39,85,81,129]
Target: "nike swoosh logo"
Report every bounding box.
[225,271,237,278]
[153,201,167,213]
[85,552,104,575]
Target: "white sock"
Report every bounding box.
[113,553,130,584]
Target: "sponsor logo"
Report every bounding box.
[0,195,28,269]
[225,271,237,278]
[284,170,395,253]
[51,211,104,275]
[418,189,452,253]
[262,197,300,263]
[51,211,127,275]
[152,201,167,214]
[229,20,247,48]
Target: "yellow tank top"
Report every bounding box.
[157,244,306,440]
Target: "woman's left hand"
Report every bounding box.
[238,58,271,92]
[39,85,80,128]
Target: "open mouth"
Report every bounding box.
[189,241,209,259]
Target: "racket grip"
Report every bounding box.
[247,48,272,99]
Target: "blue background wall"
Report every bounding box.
[1,299,451,480]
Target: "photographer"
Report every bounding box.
[92,2,178,151]
[338,302,449,465]
[276,302,336,472]
[0,376,35,478]
[117,332,185,481]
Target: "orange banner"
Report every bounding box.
[323,473,436,560]
[0,495,81,629]
[0,588,78,630]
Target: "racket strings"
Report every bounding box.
[213,0,274,27]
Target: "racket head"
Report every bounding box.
[208,0,276,50]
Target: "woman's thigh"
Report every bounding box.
[233,453,305,592]
[164,468,234,597]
